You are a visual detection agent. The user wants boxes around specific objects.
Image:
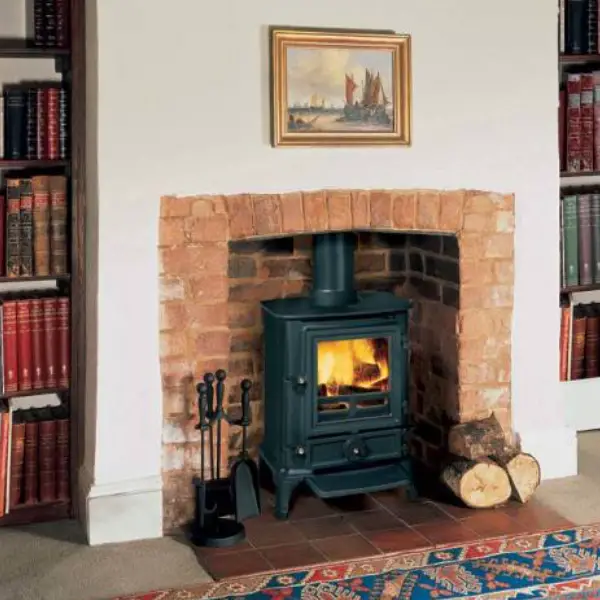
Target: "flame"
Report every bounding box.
[317,337,389,397]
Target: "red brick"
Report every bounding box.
[160,245,227,276]
[484,234,513,259]
[160,277,185,301]
[280,192,305,233]
[439,191,464,232]
[303,191,328,230]
[252,194,282,236]
[392,192,416,230]
[160,302,187,331]
[192,330,231,357]
[370,191,393,228]
[228,303,258,329]
[352,191,370,228]
[190,196,214,217]
[493,260,514,284]
[187,303,229,327]
[226,194,254,239]
[185,214,229,242]
[327,190,352,230]
[460,260,494,285]
[187,275,228,303]
[161,196,191,218]
[159,218,186,247]
[161,358,193,390]
[416,192,440,230]
[163,386,189,416]
[229,280,285,302]
[160,331,187,359]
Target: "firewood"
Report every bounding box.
[494,451,541,503]
[448,414,511,460]
[440,458,512,509]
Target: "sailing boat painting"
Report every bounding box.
[270,28,411,147]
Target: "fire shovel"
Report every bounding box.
[230,379,261,522]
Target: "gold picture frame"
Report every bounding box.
[270,26,412,147]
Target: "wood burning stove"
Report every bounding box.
[260,232,415,519]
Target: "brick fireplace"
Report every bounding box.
[159,189,514,530]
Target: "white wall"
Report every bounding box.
[86,0,574,543]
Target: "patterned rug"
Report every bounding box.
[113,525,600,599]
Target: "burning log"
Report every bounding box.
[448,414,512,460]
[494,451,541,504]
[440,458,512,509]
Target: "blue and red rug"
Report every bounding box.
[114,525,600,599]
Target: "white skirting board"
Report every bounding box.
[562,377,600,432]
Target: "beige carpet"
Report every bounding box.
[0,431,599,600]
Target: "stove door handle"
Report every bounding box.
[292,375,308,391]
[343,437,368,462]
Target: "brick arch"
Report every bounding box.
[158,189,514,529]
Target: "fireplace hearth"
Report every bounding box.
[260,232,415,519]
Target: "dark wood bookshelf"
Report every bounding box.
[0,387,69,400]
[0,500,70,527]
[561,283,600,293]
[0,275,70,284]
[0,160,69,169]
[560,170,600,179]
[560,53,600,64]
[0,39,69,59]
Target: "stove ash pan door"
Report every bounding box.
[298,318,408,436]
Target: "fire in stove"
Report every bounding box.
[317,337,390,398]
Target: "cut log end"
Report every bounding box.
[497,452,541,503]
[441,458,512,509]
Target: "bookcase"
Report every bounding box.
[0,0,85,526]
[558,3,600,432]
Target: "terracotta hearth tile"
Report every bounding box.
[289,494,338,519]
[414,521,480,545]
[363,528,429,553]
[245,519,306,548]
[392,192,416,230]
[185,214,229,243]
[416,192,440,230]
[352,190,371,228]
[252,194,283,236]
[303,191,328,230]
[349,509,405,533]
[261,542,326,570]
[191,329,230,357]
[187,275,228,303]
[370,191,393,228]
[462,512,530,537]
[439,191,465,232]
[387,501,455,526]
[280,192,305,233]
[327,190,353,230]
[294,515,355,540]
[202,549,272,580]
[313,534,381,560]
[160,195,191,218]
[226,194,255,239]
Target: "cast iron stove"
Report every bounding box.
[260,232,415,519]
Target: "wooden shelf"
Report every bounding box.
[0,160,69,169]
[0,275,70,284]
[0,387,69,400]
[560,170,600,179]
[560,53,600,64]
[0,500,70,527]
[0,39,69,59]
[561,283,600,293]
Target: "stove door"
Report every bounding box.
[298,315,408,436]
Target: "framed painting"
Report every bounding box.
[269,27,411,147]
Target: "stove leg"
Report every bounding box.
[274,471,301,520]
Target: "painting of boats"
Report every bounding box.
[270,27,411,147]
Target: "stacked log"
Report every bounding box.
[441,414,541,508]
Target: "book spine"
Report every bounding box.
[567,74,583,172]
[4,89,26,160]
[23,419,38,504]
[38,418,56,502]
[16,300,32,392]
[30,299,45,390]
[32,175,50,276]
[0,412,8,515]
[57,297,69,388]
[592,194,600,283]
[19,179,34,277]
[36,88,47,160]
[55,0,70,49]
[581,74,594,171]
[577,193,592,286]
[33,0,45,47]
[0,95,4,159]
[560,0,566,54]
[2,302,18,393]
[49,175,67,275]
[0,193,5,277]
[594,72,600,169]
[589,0,598,53]
[43,0,57,48]
[58,88,68,159]
[586,307,600,377]
[5,179,21,278]
[46,87,59,160]
[560,303,572,381]
[560,87,567,172]
[567,0,588,53]
[25,87,37,161]
[571,307,588,379]
[9,419,25,508]
[55,416,69,500]
[42,298,58,388]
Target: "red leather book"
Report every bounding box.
[16,300,33,391]
[36,88,48,160]
[2,301,19,393]
[52,405,69,501]
[560,87,566,172]
[42,297,58,388]
[9,413,25,508]
[571,305,588,380]
[30,299,45,390]
[33,0,44,47]
[585,304,600,378]
[57,297,70,388]
[23,413,39,504]
[581,73,594,172]
[0,193,5,276]
[55,0,70,49]
[49,176,67,275]
[0,410,9,515]
[32,175,50,276]
[567,73,582,173]
[38,410,57,502]
[46,88,60,160]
